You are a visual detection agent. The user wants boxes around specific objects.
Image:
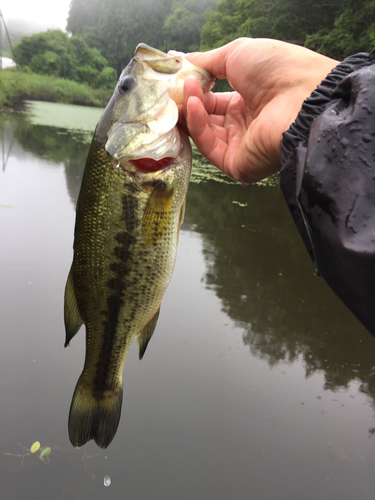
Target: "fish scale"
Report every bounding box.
[64,43,215,449]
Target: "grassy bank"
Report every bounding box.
[0,70,113,108]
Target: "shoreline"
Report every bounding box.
[0,70,112,109]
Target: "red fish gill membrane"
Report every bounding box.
[130,157,174,172]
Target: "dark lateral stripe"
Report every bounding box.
[93,185,141,391]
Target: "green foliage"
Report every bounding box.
[66,0,222,73]
[200,0,375,60]
[30,51,60,76]
[305,0,375,59]
[13,30,117,89]
[200,0,244,50]
[67,0,173,75]
[13,0,373,99]
[200,0,343,50]
[96,67,118,89]
[0,70,112,108]
[67,0,102,35]
[163,0,218,52]
[14,30,67,69]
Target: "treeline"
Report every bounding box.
[13,30,117,90]
[66,0,218,75]
[65,0,375,69]
[12,0,218,88]
[11,0,375,92]
[200,0,375,60]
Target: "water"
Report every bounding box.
[1,101,375,499]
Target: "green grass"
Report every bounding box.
[0,70,113,108]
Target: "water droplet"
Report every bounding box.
[104,475,111,487]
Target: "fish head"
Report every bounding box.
[97,44,215,178]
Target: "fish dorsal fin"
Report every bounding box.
[142,182,174,247]
[64,266,83,347]
[137,307,161,360]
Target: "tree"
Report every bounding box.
[66,0,102,35]
[305,0,375,59]
[13,30,117,89]
[67,0,173,75]
[200,0,243,50]
[200,0,343,50]
[163,0,218,53]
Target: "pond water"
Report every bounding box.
[1,101,375,500]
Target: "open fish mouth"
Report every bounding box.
[106,88,183,175]
[110,154,179,174]
[106,99,185,175]
[108,125,184,175]
[130,156,176,173]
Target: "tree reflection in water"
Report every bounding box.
[4,104,375,408]
[185,178,375,402]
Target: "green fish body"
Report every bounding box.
[64,44,214,449]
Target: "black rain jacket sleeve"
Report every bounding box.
[280,50,375,337]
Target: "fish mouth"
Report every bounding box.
[106,94,182,175]
[110,154,178,175]
[129,156,176,173]
[110,154,177,174]
[109,126,187,176]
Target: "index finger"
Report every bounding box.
[184,38,249,80]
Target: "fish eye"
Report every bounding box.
[119,75,135,93]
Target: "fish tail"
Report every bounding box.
[68,377,123,449]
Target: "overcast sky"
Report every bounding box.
[2,0,71,31]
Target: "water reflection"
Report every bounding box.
[2,106,375,399]
[2,103,375,499]
[0,109,91,206]
[187,178,374,381]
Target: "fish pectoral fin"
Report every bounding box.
[137,307,161,360]
[64,266,84,347]
[142,182,174,247]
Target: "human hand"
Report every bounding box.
[180,38,338,184]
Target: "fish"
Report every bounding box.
[64,44,215,449]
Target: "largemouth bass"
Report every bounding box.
[64,44,215,449]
